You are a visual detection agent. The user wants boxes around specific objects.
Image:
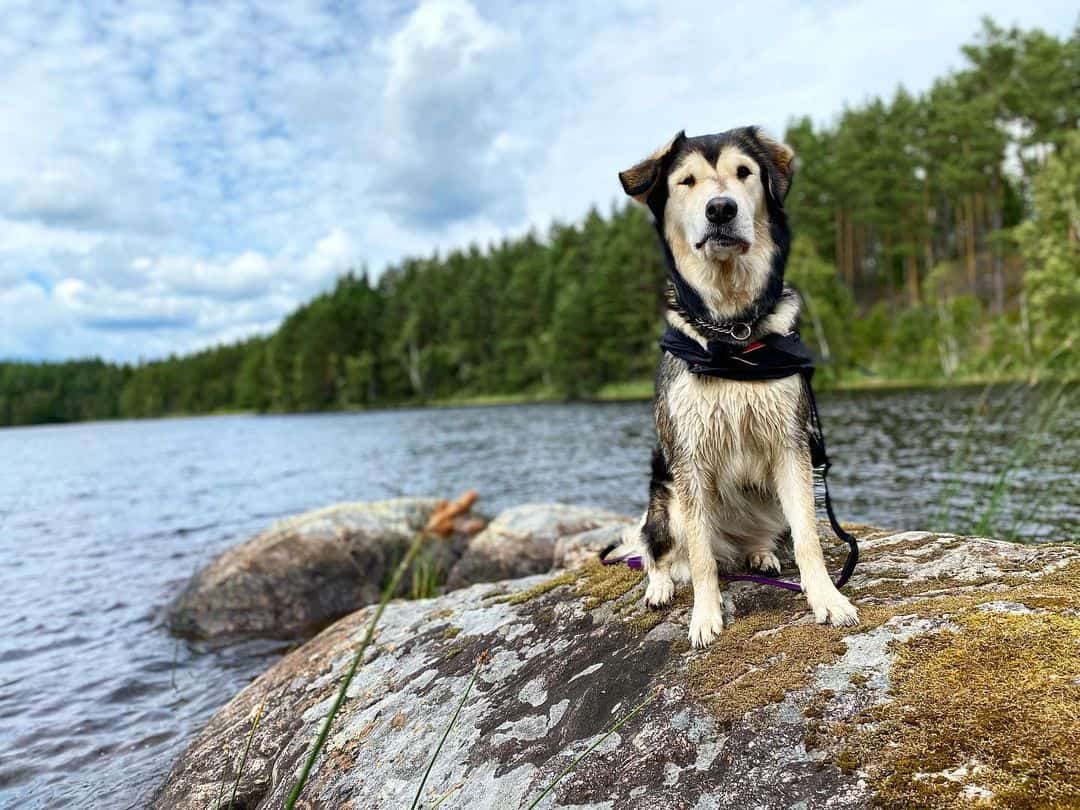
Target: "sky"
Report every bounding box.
[1,1,1076,363]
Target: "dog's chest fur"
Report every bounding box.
[662,361,803,487]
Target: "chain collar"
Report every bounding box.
[665,284,756,343]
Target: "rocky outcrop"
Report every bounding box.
[167,500,629,643]
[155,527,1080,809]
[445,503,632,589]
[166,498,484,641]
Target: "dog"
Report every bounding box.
[609,127,859,648]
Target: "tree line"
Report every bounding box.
[1,19,1076,428]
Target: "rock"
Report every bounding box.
[154,527,1080,809]
[446,503,632,589]
[167,498,483,641]
[552,523,632,570]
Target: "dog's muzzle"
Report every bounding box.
[695,229,750,252]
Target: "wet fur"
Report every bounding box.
[617,127,858,647]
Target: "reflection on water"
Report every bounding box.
[0,385,1075,807]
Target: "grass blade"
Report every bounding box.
[410,650,488,810]
[228,701,264,810]
[213,767,226,810]
[285,490,477,810]
[284,530,425,808]
[524,688,660,810]
[427,785,462,809]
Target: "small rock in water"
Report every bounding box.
[445,502,632,588]
[166,497,483,641]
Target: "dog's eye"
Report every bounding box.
[678,175,695,187]
[736,165,751,180]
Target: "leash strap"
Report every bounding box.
[804,372,859,589]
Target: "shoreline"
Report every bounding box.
[0,373,1072,429]
[430,371,1068,408]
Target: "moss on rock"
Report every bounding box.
[802,559,1080,809]
[850,608,1080,808]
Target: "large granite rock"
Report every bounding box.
[167,498,484,641]
[445,503,632,589]
[154,527,1080,808]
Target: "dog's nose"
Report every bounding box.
[705,196,738,224]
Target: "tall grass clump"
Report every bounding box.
[933,375,1076,541]
[409,551,444,600]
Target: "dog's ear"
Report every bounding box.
[753,130,796,202]
[619,130,686,203]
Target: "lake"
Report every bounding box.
[0,385,1076,808]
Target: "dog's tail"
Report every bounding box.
[599,515,647,568]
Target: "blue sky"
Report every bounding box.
[1,1,1076,362]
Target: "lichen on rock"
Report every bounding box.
[153,525,1080,809]
[808,560,1080,809]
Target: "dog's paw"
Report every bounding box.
[688,602,725,648]
[806,588,859,627]
[644,576,674,609]
[746,550,781,576]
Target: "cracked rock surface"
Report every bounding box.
[154,524,1080,809]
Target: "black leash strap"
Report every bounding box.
[803,371,859,589]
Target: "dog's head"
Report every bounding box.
[619,127,794,257]
[619,127,795,315]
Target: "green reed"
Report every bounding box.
[212,700,264,810]
[523,688,660,810]
[285,491,476,809]
[411,650,488,810]
[284,529,425,809]
[934,378,1076,541]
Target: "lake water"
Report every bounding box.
[0,386,1076,808]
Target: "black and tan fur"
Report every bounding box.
[614,127,858,648]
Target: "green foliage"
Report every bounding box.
[1016,130,1080,361]
[786,237,855,382]
[0,359,129,426]
[0,19,1076,427]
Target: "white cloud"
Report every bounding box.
[369,0,529,226]
[0,0,1076,361]
[300,229,356,282]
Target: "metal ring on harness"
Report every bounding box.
[725,322,752,341]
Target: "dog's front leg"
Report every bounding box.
[644,556,675,608]
[773,447,859,626]
[680,496,725,647]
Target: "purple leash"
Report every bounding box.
[601,553,804,592]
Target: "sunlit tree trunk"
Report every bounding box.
[988,175,1005,314]
[906,249,920,305]
[972,194,980,293]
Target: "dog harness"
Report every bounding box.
[602,303,859,593]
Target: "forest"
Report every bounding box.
[1,19,1076,427]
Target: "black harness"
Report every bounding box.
[659,276,859,591]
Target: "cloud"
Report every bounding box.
[369,0,529,227]
[0,0,1076,361]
